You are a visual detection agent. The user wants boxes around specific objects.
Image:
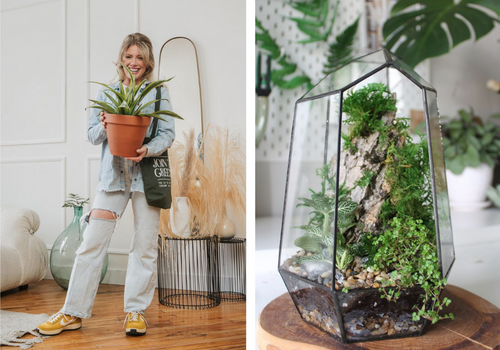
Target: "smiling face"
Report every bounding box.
[121,45,148,86]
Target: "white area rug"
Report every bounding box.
[0,310,49,349]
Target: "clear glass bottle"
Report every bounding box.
[50,206,108,290]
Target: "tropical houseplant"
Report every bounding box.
[442,109,500,210]
[87,64,183,157]
[383,0,500,69]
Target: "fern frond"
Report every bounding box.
[323,17,359,75]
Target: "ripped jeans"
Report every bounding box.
[60,187,160,319]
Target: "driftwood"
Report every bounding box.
[337,109,403,242]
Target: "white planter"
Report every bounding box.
[216,210,237,241]
[446,163,493,211]
[170,197,191,237]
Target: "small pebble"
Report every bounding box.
[321,271,333,279]
[373,282,380,288]
[297,250,305,257]
[409,325,418,332]
[347,276,356,285]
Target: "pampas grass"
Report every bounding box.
[159,125,246,238]
[200,125,246,235]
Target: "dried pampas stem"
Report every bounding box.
[159,124,245,239]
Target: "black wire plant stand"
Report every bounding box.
[157,236,221,309]
[218,238,246,301]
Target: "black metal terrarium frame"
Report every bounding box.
[278,48,455,343]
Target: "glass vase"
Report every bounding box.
[50,206,108,290]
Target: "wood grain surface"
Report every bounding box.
[257,285,500,350]
[1,280,246,350]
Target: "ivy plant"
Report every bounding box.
[369,217,454,324]
[442,109,500,175]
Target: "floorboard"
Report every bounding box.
[1,280,246,349]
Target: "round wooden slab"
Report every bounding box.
[256,285,500,350]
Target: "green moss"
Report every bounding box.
[342,82,397,140]
[355,169,376,189]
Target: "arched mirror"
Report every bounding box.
[158,37,204,140]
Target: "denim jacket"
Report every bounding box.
[88,82,175,193]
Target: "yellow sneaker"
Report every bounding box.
[37,312,82,336]
[124,311,147,336]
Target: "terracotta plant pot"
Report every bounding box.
[105,114,151,157]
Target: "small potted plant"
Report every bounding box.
[87,64,183,157]
[442,109,500,210]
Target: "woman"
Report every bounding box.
[37,33,175,337]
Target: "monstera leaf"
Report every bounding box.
[383,0,500,68]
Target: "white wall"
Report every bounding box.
[430,24,500,119]
[1,0,246,284]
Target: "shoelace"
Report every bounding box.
[123,312,149,327]
[48,312,69,324]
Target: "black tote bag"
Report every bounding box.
[139,87,172,209]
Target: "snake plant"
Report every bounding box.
[87,63,183,122]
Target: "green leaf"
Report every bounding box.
[383,0,499,68]
[145,109,184,120]
[446,156,466,174]
[294,235,322,253]
[275,75,311,89]
[481,132,494,146]
[459,109,472,123]
[290,0,324,17]
[337,200,357,215]
[133,98,169,116]
[323,17,359,75]
[88,100,117,114]
[468,134,481,149]
[465,144,481,167]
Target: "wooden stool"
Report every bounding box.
[257,285,500,349]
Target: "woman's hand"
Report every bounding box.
[126,145,148,162]
[100,112,107,129]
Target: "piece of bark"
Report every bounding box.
[337,110,402,242]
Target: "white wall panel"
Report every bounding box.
[0,157,66,244]
[138,0,246,138]
[1,0,66,145]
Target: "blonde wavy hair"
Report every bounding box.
[115,33,155,82]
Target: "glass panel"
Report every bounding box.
[425,90,455,278]
[280,97,336,286]
[352,48,389,65]
[301,62,384,100]
[337,288,426,341]
[280,271,342,340]
[389,52,433,90]
[280,94,342,289]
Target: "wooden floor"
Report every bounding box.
[1,280,246,349]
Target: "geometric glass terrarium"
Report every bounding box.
[278,48,455,343]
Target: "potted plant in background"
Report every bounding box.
[50,194,108,290]
[442,109,500,211]
[87,64,183,157]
